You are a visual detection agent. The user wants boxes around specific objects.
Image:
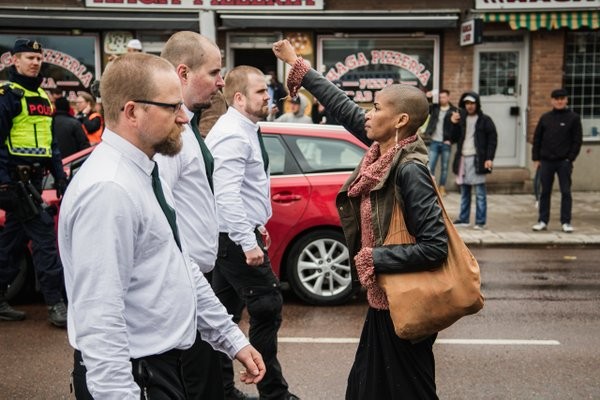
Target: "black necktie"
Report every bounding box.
[190,111,215,193]
[257,127,269,173]
[151,163,181,251]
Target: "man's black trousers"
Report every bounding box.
[0,209,63,304]
[211,232,289,400]
[72,349,188,399]
[538,159,573,224]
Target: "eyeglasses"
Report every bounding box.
[123,99,183,113]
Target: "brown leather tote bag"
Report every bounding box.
[377,179,484,340]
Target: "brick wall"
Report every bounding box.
[527,30,566,143]
[440,28,474,106]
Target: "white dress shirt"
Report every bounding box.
[58,129,248,399]
[205,107,272,252]
[155,106,218,273]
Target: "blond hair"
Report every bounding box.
[160,31,218,71]
[77,91,96,108]
[223,65,264,105]
[100,53,175,125]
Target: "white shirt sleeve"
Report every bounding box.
[211,133,258,252]
[67,181,140,399]
[190,261,249,358]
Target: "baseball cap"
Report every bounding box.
[127,39,143,51]
[551,88,568,98]
[12,38,43,55]
[463,95,477,103]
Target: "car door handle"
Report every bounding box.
[272,193,302,203]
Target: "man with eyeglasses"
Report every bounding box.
[58,52,265,399]
[0,38,68,327]
[153,31,238,400]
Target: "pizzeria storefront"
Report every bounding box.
[0,0,460,104]
[4,0,596,189]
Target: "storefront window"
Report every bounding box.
[0,34,99,102]
[565,31,599,139]
[318,35,439,105]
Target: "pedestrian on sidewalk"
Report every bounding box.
[422,89,458,196]
[531,88,582,233]
[450,91,497,230]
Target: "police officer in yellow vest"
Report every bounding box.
[0,38,68,327]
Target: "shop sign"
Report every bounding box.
[460,19,483,46]
[475,0,597,10]
[324,50,432,103]
[85,0,324,10]
[1,50,94,89]
[1,35,98,101]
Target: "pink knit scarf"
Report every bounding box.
[348,135,418,308]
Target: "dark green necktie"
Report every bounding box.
[151,163,181,251]
[190,112,214,193]
[257,127,269,173]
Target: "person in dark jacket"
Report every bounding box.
[531,88,582,233]
[423,89,458,195]
[450,91,497,230]
[0,38,68,326]
[52,97,90,158]
[266,70,287,119]
[274,39,448,400]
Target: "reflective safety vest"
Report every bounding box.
[6,82,53,158]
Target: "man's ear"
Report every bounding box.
[121,101,139,125]
[176,64,189,81]
[233,91,245,107]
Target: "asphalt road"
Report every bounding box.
[1,248,599,399]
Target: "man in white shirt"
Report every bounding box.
[154,31,229,400]
[58,53,264,399]
[206,66,299,400]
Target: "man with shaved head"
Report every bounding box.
[155,31,237,400]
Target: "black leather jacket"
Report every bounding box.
[299,70,448,279]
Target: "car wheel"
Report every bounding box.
[287,229,356,305]
[4,253,30,301]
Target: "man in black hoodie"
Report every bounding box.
[532,88,582,233]
[450,91,497,230]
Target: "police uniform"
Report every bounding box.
[0,39,67,326]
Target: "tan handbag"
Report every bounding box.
[377,180,484,340]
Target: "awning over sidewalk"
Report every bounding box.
[483,11,599,31]
[219,12,459,29]
[0,9,199,30]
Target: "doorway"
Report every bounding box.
[227,32,284,79]
[474,36,529,167]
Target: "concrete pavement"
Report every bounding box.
[441,191,600,247]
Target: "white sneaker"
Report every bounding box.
[532,221,547,231]
[473,224,486,230]
[562,223,574,233]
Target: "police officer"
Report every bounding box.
[0,38,68,327]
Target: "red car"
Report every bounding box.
[1,122,367,305]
